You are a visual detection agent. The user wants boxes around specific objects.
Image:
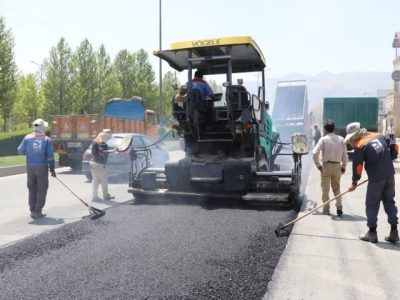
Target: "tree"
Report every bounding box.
[134,49,157,110]
[12,74,42,128]
[114,49,136,98]
[96,44,120,109]
[161,71,180,118]
[42,37,73,117]
[208,79,223,93]
[0,17,17,131]
[71,39,98,114]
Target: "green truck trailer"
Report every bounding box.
[323,97,379,138]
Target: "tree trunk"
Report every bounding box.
[3,115,7,132]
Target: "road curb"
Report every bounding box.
[0,161,61,178]
[0,165,26,177]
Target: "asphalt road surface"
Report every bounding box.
[0,152,312,299]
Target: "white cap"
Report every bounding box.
[33,118,49,128]
[343,122,361,143]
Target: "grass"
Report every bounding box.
[0,155,26,167]
[0,129,30,140]
[0,153,60,168]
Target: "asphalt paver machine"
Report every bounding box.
[128,36,308,206]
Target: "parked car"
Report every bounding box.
[82,133,169,180]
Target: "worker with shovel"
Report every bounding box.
[345,122,399,243]
[90,131,116,202]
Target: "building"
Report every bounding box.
[377,89,391,133]
[386,32,400,136]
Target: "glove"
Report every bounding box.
[348,181,357,192]
[341,167,346,174]
[50,169,56,177]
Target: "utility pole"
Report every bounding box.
[159,0,163,125]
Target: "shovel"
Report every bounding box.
[55,177,106,220]
[275,179,368,237]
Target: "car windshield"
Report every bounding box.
[107,137,124,149]
[86,135,131,150]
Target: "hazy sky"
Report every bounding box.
[1,0,399,79]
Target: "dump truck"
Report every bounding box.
[272,80,310,142]
[323,97,379,137]
[52,97,158,170]
[127,36,308,206]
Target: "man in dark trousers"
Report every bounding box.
[18,119,56,219]
[312,124,321,146]
[345,122,399,243]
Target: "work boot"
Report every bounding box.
[322,209,330,215]
[337,209,343,216]
[30,212,46,219]
[105,193,115,200]
[359,231,378,243]
[36,212,46,218]
[384,230,399,243]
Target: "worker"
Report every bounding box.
[18,118,56,219]
[192,70,213,99]
[387,123,395,143]
[345,122,399,243]
[313,120,348,216]
[90,131,116,202]
[312,124,321,146]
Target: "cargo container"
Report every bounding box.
[323,97,379,138]
[52,97,158,170]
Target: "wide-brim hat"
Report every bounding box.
[343,122,361,143]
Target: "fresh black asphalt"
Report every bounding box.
[0,199,297,299]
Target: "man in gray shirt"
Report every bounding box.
[313,120,348,216]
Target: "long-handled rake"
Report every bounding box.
[55,177,106,220]
[275,179,368,237]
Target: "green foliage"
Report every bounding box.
[0,155,25,167]
[12,74,43,128]
[97,44,121,108]
[0,17,17,131]
[134,49,157,110]
[0,130,29,156]
[42,37,74,117]
[0,128,30,140]
[208,79,223,93]
[1,20,160,130]
[162,71,181,120]
[114,49,136,98]
[71,39,98,114]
